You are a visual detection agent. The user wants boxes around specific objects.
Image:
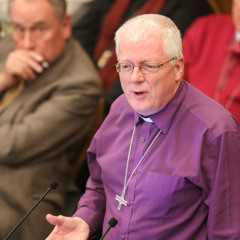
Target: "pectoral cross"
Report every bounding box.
[115,190,128,210]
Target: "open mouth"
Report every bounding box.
[133,91,147,98]
[135,92,144,95]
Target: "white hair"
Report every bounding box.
[114,14,183,60]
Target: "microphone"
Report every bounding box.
[3,181,59,240]
[99,217,118,240]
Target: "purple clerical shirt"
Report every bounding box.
[73,81,240,239]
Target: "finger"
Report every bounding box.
[20,63,37,80]
[7,57,45,80]
[9,50,45,75]
[46,214,65,226]
[8,60,37,80]
[16,53,45,75]
[26,51,44,63]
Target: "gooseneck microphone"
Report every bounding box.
[99,217,118,240]
[3,181,59,240]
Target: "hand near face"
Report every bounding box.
[0,49,45,90]
[45,214,90,240]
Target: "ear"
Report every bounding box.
[174,56,184,82]
[61,14,72,40]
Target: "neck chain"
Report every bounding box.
[115,125,161,210]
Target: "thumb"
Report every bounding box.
[46,214,65,226]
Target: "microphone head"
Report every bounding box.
[108,218,118,228]
[49,181,59,190]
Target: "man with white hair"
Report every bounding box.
[46,14,240,240]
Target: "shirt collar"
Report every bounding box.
[134,81,186,134]
[140,116,153,122]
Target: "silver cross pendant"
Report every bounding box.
[115,190,128,210]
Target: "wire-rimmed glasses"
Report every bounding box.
[115,58,176,74]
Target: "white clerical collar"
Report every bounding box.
[140,115,153,122]
[235,31,240,43]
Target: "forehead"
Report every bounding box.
[10,0,57,25]
[118,35,165,61]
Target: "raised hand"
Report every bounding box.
[45,214,90,240]
[0,49,45,90]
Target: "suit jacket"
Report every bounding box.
[0,36,102,239]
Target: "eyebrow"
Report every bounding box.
[11,20,47,28]
[121,59,158,64]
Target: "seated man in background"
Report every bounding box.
[46,14,240,240]
[0,0,101,239]
[183,0,240,122]
[0,0,92,36]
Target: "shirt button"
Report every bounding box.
[140,137,146,143]
[121,236,125,240]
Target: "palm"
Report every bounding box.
[46,215,90,240]
[47,227,88,240]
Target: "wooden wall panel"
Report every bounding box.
[208,0,232,13]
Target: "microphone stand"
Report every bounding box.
[3,181,58,240]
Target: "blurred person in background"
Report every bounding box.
[0,0,91,36]
[183,0,240,122]
[0,0,101,239]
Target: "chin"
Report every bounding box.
[135,106,162,117]
[129,100,160,116]
[134,108,153,116]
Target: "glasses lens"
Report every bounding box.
[142,63,159,73]
[120,63,133,73]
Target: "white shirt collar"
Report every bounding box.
[140,116,153,122]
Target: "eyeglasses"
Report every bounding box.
[115,58,176,74]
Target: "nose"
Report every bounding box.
[22,31,35,50]
[130,66,144,83]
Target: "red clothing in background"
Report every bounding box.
[183,14,240,123]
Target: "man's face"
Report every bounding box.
[10,0,71,63]
[118,35,184,116]
[232,0,240,31]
